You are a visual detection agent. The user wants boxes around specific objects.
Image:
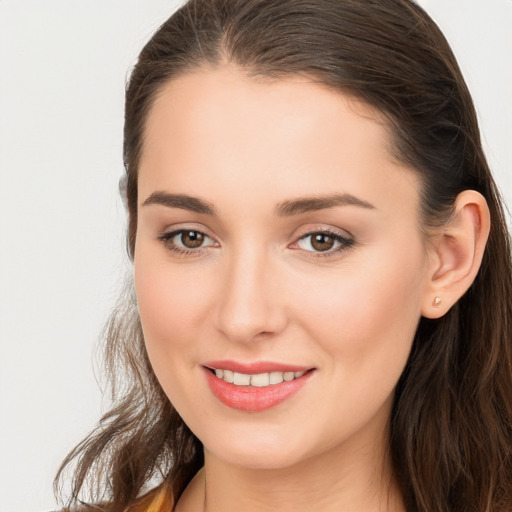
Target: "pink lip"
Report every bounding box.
[202,362,314,413]
[203,360,311,374]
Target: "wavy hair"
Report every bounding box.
[55,1,512,511]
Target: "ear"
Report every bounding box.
[421,190,490,319]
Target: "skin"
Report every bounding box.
[133,65,489,511]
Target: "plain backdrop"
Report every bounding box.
[0,1,510,511]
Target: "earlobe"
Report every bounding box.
[422,190,490,319]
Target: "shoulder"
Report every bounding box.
[55,506,110,512]
[54,485,173,512]
[54,508,103,512]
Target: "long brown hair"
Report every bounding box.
[55,1,512,511]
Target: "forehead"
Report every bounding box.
[143,65,391,160]
[138,65,420,217]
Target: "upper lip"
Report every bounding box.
[203,360,314,374]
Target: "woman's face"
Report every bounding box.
[135,66,432,470]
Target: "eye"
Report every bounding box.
[295,230,354,255]
[157,229,217,255]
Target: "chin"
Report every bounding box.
[201,423,317,470]
[211,446,310,471]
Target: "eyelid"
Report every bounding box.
[156,226,219,256]
[156,222,219,243]
[293,223,354,240]
[289,226,355,257]
[155,223,355,258]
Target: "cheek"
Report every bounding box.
[134,253,219,422]
[134,249,215,372]
[284,246,426,449]
[297,242,426,378]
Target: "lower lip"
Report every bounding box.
[203,368,313,412]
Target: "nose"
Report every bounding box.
[215,248,287,344]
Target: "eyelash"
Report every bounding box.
[157,229,217,257]
[294,229,355,258]
[157,228,355,258]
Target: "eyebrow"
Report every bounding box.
[141,191,375,216]
[142,191,216,215]
[275,193,376,216]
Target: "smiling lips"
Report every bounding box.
[203,361,314,412]
[214,368,306,386]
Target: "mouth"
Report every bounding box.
[206,367,309,387]
[202,361,315,412]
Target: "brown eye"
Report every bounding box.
[296,230,354,255]
[180,231,205,248]
[310,233,335,252]
[158,229,216,254]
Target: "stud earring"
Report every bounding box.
[433,296,442,307]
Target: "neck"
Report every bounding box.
[199,433,404,512]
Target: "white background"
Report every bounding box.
[0,1,510,511]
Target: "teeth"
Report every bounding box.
[214,369,307,387]
[269,371,284,384]
[250,373,270,387]
[233,372,251,385]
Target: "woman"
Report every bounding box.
[55,0,512,511]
